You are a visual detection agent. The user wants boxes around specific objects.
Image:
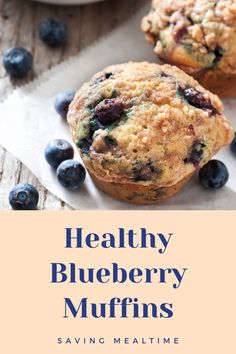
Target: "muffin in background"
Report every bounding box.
[67,62,233,204]
[142,0,236,97]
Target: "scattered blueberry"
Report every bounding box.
[56,160,86,190]
[45,139,74,168]
[38,18,68,47]
[54,90,75,119]
[9,183,39,210]
[199,160,229,189]
[95,98,124,125]
[178,85,219,116]
[3,47,33,78]
[230,132,236,156]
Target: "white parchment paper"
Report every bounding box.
[0,4,235,210]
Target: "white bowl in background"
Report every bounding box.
[32,0,105,4]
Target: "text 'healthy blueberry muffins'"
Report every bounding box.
[142,0,236,97]
[67,62,233,204]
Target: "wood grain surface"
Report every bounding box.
[0,0,147,210]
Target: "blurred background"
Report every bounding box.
[0,0,147,209]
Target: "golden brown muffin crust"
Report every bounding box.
[68,62,233,198]
[142,0,236,76]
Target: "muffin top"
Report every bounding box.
[142,0,236,75]
[67,62,233,188]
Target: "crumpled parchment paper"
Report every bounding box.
[0,4,235,210]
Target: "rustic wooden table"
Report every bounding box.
[0,0,147,210]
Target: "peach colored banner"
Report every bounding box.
[1,211,235,353]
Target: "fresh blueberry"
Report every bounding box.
[199,160,229,189]
[3,47,33,78]
[9,183,39,210]
[54,90,75,119]
[38,18,68,47]
[56,160,86,190]
[45,139,74,168]
[230,132,236,156]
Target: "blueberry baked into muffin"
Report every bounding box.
[141,0,236,97]
[67,62,233,204]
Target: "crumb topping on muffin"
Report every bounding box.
[142,0,236,75]
[67,62,233,188]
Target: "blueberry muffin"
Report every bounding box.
[142,0,236,97]
[67,62,233,204]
